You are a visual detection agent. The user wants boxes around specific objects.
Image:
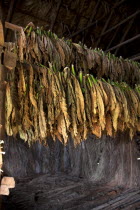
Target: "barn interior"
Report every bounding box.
[0,0,140,209]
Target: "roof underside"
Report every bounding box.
[1,0,140,59]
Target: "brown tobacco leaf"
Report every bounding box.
[18,29,26,62]
[5,84,13,136]
[105,113,113,136]
[29,65,38,111]
[38,97,47,139]
[94,83,105,131]
[73,76,85,124]
[92,122,102,138]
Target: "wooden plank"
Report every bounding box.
[5,21,23,32]
[0,20,4,46]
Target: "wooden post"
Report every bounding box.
[0,21,16,202]
[0,19,5,178]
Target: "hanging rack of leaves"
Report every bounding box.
[15,24,140,87]
[5,62,140,145]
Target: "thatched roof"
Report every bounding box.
[2,0,140,60]
[5,25,140,145]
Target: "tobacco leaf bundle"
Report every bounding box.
[14,25,140,87]
[5,63,140,145]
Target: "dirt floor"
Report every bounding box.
[2,133,140,209]
[2,174,140,210]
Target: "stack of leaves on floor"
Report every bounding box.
[5,62,140,145]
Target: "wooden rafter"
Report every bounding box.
[5,22,23,33]
[68,0,127,39]
[100,10,140,38]
[131,56,140,61]
[0,21,4,46]
[6,0,16,22]
[129,53,140,60]
[50,0,62,31]
[68,15,105,39]
[96,0,127,47]
[96,10,114,47]
[5,0,17,38]
[83,0,101,41]
[106,27,120,50]
[105,34,140,52]
[114,18,134,55]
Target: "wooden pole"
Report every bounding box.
[50,0,62,31]
[114,18,134,55]
[83,0,101,42]
[96,0,127,47]
[105,34,140,52]
[5,21,23,32]
[0,19,5,208]
[68,16,105,39]
[0,21,16,201]
[131,56,140,61]
[100,10,140,38]
[129,53,140,60]
[5,0,17,39]
[106,27,120,50]
[68,0,127,39]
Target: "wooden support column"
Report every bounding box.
[0,20,5,179]
[0,21,16,199]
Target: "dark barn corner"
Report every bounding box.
[0,0,140,209]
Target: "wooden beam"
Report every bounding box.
[0,21,4,46]
[96,10,114,47]
[68,16,105,39]
[5,0,17,38]
[68,0,127,39]
[105,34,140,52]
[100,10,140,38]
[50,0,62,31]
[0,20,5,205]
[106,27,120,50]
[131,56,140,61]
[83,0,101,41]
[6,0,16,22]
[129,53,140,59]
[114,18,134,55]
[5,21,23,33]
[0,0,4,21]
[96,0,127,47]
